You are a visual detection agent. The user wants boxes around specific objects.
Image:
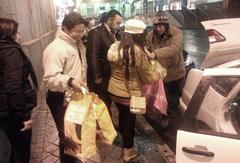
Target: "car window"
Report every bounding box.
[210,77,239,97]
[229,91,240,134]
[195,77,240,136]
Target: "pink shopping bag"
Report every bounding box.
[143,80,168,115]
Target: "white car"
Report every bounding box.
[177,68,240,163]
[176,18,240,163]
[200,18,240,68]
[180,17,240,114]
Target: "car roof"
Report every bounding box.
[201,18,240,47]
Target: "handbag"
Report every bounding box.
[129,96,146,114]
[120,70,146,114]
[143,80,168,115]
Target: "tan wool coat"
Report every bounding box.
[146,25,186,83]
[107,41,166,98]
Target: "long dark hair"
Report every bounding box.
[118,32,146,79]
[0,18,18,41]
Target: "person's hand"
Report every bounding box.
[20,120,32,132]
[94,78,102,84]
[148,52,156,59]
[144,47,156,59]
[155,62,167,78]
[71,79,87,92]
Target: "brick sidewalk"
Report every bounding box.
[30,87,175,163]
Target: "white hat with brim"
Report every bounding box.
[124,19,146,34]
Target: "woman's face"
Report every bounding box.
[154,24,166,35]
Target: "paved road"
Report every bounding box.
[30,86,174,163]
[183,28,209,68]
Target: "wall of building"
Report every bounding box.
[0,0,57,85]
[79,2,120,17]
[228,0,240,18]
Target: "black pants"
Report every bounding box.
[46,90,78,163]
[115,102,136,149]
[164,78,185,113]
[2,122,31,163]
[9,130,31,163]
[0,129,11,163]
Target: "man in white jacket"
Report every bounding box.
[42,12,88,163]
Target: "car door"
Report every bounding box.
[179,68,203,113]
[176,68,240,163]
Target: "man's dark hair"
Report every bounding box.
[106,9,122,21]
[62,12,89,30]
[0,18,18,41]
[100,12,108,23]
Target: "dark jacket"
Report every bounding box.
[86,24,116,90]
[0,40,37,130]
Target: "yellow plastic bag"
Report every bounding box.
[64,91,117,160]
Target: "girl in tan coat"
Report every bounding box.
[107,19,166,162]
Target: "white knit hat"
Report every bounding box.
[124,19,146,34]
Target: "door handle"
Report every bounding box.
[182,146,214,157]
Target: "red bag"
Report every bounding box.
[143,80,168,115]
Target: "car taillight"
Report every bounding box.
[207,29,226,44]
